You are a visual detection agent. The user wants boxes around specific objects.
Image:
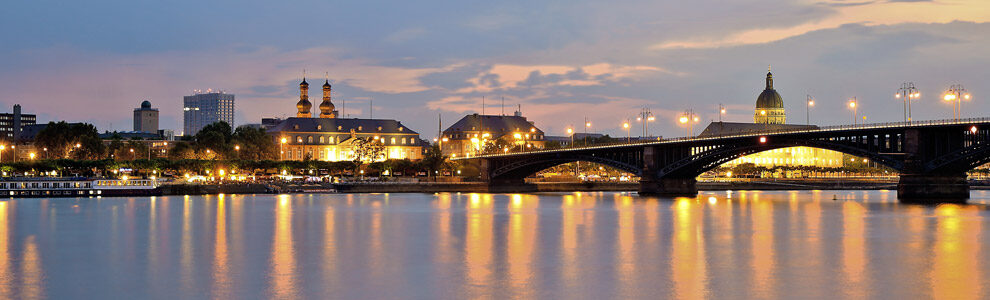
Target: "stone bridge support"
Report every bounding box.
[897,129,969,202]
[638,146,698,196]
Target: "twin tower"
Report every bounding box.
[296,77,337,118]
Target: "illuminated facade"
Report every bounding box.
[267,78,423,161]
[708,67,843,169]
[441,113,545,158]
[183,91,234,136]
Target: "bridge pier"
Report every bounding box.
[638,178,698,197]
[897,173,969,203]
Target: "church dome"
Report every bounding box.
[297,99,312,112]
[756,71,783,109]
[141,100,152,109]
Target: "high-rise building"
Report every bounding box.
[183,91,235,136]
[0,104,37,141]
[133,100,159,133]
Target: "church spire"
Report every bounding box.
[766,65,774,90]
[320,72,336,118]
[296,71,312,117]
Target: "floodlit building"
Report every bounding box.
[703,68,843,169]
[183,91,234,136]
[440,112,546,158]
[266,77,423,161]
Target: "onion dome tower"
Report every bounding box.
[319,78,336,118]
[296,77,313,118]
[754,65,785,124]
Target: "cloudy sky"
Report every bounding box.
[1,0,989,138]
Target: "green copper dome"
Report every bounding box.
[756,71,783,109]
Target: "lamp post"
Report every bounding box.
[806,95,814,125]
[679,110,700,136]
[280,137,287,160]
[129,148,135,160]
[943,84,971,120]
[235,145,240,159]
[566,127,574,147]
[895,82,920,122]
[848,97,858,125]
[0,145,4,163]
[623,120,631,142]
[584,117,591,146]
[637,108,655,138]
[718,104,726,122]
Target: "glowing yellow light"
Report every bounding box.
[623,122,630,128]
[514,133,522,139]
[679,116,688,123]
[760,110,766,115]
[566,128,573,134]
[219,169,226,176]
[281,138,287,144]
[441,137,448,142]
[585,122,591,127]
[895,93,901,98]
[29,152,35,159]
[971,126,978,133]
[647,116,655,121]
[964,94,971,100]
[759,136,767,143]
[122,175,129,180]
[944,94,955,101]
[849,101,856,108]
[530,128,536,132]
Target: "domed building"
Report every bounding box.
[133,100,159,133]
[754,67,785,124]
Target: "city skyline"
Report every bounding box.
[1,0,989,138]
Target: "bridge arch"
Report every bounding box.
[488,154,641,182]
[657,139,905,179]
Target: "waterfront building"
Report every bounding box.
[440,111,546,158]
[133,100,159,133]
[705,68,843,170]
[0,104,36,141]
[183,91,235,136]
[266,78,423,161]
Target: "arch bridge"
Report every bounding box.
[459,118,990,201]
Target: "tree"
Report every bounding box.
[420,144,447,180]
[35,122,104,159]
[232,126,277,160]
[195,121,233,158]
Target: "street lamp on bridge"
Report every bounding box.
[895,82,920,122]
[943,84,971,121]
[806,95,814,125]
[622,120,631,142]
[636,108,655,138]
[848,98,859,125]
[679,110,700,136]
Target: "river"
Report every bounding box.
[0,190,988,299]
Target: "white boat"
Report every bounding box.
[0,177,161,198]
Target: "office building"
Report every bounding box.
[0,104,37,141]
[183,91,235,136]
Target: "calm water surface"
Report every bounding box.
[2,190,990,299]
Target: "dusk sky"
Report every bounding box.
[2,0,989,138]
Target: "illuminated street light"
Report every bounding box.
[896,82,920,122]
[943,84,971,120]
[679,109,700,136]
[806,95,815,125]
[623,120,631,142]
[637,108,655,137]
[718,103,726,122]
[848,97,859,125]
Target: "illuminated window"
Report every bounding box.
[320,136,325,143]
[297,136,303,143]
[390,137,396,144]
[308,136,313,143]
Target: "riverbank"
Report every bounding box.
[158,179,990,195]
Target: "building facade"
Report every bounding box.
[716,68,843,170]
[183,91,235,136]
[133,100,159,133]
[267,78,423,161]
[440,112,546,158]
[1,104,36,141]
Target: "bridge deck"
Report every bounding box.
[454,117,990,160]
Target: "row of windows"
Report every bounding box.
[289,135,417,145]
[291,124,406,132]
[0,182,90,189]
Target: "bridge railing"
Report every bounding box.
[456,117,990,159]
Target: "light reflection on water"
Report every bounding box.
[0,191,989,299]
